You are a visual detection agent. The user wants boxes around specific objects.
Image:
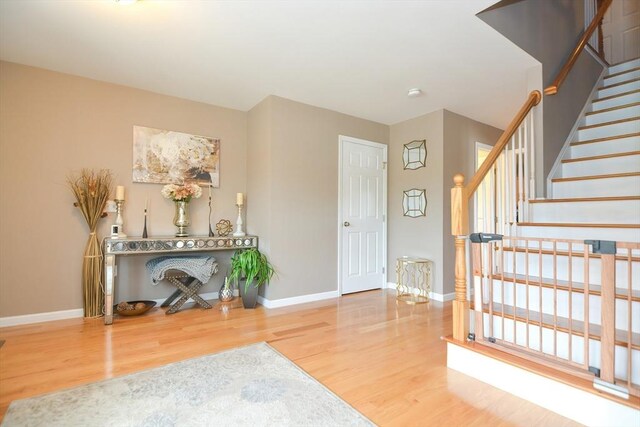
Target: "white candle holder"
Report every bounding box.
[114,199,127,238]
[233,204,245,237]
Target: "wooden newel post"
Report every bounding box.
[451,173,469,341]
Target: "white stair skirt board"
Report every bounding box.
[571,135,640,157]
[603,68,640,85]
[552,175,640,198]
[592,91,640,111]
[0,291,224,328]
[530,199,640,223]
[385,282,455,302]
[598,79,640,98]
[561,152,640,177]
[584,104,640,126]
[446,342,640,427]
[608,58,640,75]
[516,225,640,242]
[577,119,640,141]
[257,290,340,309]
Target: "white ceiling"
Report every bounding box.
[0,0,539,128]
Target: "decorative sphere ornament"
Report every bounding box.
[216,219,233,237]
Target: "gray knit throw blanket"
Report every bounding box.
[146,256,218,285]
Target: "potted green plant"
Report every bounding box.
[229,248,275,308]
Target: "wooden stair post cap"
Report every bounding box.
[453,173,465,187]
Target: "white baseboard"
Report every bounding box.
[386,282,455,302]
[0,290,239,328]
[0,308,84,328]
[257,290,340,309]
[447,342,639,427]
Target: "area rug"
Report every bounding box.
[2,342,373,427]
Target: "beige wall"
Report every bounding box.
[0,61,502,317]
[247,96,389,300]
[442,110,502,294]
[388,110,445,294]
[387,109,502,296]
[0,61,247,316]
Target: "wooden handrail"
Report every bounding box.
[545,0,612,96]
[465,90,542,199]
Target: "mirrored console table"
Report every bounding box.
[103,235,258,325]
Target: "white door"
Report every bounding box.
[339,136,386,295]
[602,0,640,64]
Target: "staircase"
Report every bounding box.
[447,1,639,423]
[472,58,640,399]
[526,58,640,242]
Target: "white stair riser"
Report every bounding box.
[485,283,639,334]
[598,79,640,98]
[571,136,640,157]
[499,251,640,288]
[577,119,640,140]
[516,225,640,242]
[481,313,640,383]
[604,68,640,85]
[584,104,640,126]
[608,58,640,74]
[591,91,640,111]
[552,175,640,198]
[561,154,640,177]
[530,199,640,223]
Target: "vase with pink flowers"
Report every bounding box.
[161,183,202,236]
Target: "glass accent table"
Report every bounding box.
[103,235,258,325]
[395,257,432,304]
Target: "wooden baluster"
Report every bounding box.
[600,253,616,383]
[452,174,469,342]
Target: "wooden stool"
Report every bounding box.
[161,269,212,314]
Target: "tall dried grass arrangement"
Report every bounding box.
[68,169,113,318]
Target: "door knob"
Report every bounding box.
[343,221,350,227]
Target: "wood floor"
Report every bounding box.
[0,290,578,426]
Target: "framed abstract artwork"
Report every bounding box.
[132,126,220,186]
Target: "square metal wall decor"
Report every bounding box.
[403,139,427,170]
[403,189,427,217]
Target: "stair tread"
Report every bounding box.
[500,245,640,262]
[599,77,640,91]
[605,66,640,80]
[530,196,640,203]
[517,222,640,228]
[490,272,640,302]
[578,116,639,130]
[552,171,640,182]
[585,101,640,116]
[571,132,640,146]
[476,301,640,349]
[562,150,640,163]
[592,89,640,104]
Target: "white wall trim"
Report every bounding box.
[0,308,84,327]
[447,342,639,427]
[385,282,455,302]
[0,290,235,328]
[337,135,388,296]
[257,290,340,309]
[546,67,608,197]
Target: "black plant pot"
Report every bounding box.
[239,280,259,309]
